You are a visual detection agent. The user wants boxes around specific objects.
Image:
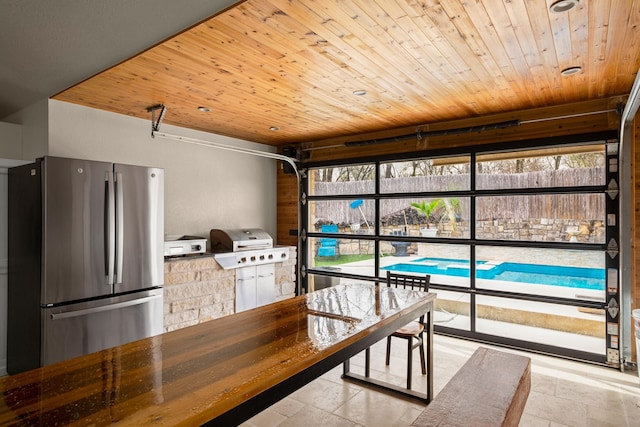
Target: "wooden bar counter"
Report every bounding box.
[0,284,436,426]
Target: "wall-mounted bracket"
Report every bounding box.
[146,104,166,137]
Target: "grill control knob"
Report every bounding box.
[268,254,274,259]
[250,256,256,261]
[240,257,247,263]
[259,255,265,260]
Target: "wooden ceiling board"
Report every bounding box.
[53,0,640,147]
[523,2,564,101]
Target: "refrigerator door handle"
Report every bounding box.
[105,171,116,285]
[115,172,124,284]
[49,294,162,320]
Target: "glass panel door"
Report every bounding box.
[303,138,617,364]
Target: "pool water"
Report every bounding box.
[382,257,605,290]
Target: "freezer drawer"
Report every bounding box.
[42,289,163,367]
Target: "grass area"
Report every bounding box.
[314,254,374,267]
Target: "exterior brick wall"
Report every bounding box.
[163,247,297,332]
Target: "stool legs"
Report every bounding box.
[406,337,413,389]
[419,334,426,375]
[386,335,427,390]
[385,336,392,365]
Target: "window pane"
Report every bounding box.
[476,295,605,354]
[475,246,606,301]
[310,200,375,235]
[309,164,375,196]
[379,198,470,239]
[308,274,378,292]
[435,290,470,331]
[380,156,470,193]
[476,145,605,190]
[380,243,470,288]
[476,194,605,243]
[309,237,376,277]
[308,273,343,292]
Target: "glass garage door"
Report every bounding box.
[303,136,619,365]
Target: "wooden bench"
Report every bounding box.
[412,347,531,427]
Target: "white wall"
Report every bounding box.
[3,99,49,161]
[0,123,22,159]
[48,100,278,241]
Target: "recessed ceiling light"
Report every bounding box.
[549,0,578,13]
[269,126,280,131]
[561,66,582,76]
[353,90,367,96]
[197,106,211,112]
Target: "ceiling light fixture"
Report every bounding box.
[269,126,280,131]
[549,0,578,13]
[352,90,367,96]
[197,106,211,112]
[561,66,582,76]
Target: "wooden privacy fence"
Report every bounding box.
[313,168,605,225]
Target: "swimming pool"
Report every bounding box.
[381,257,605,290]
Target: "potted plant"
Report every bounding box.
[411,198,462,237]
[411,200,441,237]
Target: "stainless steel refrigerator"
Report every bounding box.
[8,156,164,374]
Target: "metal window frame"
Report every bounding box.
[302,131,618,365]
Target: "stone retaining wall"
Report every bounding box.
[318,218,605,257]
[163,247,297,332]
[476,218,605,242]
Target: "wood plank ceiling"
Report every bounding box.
[53,0,640,147]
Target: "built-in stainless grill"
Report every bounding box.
[210,228,289,313]
[210,228,289,269]
[210,228,272,252]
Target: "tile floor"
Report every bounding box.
[242,335,640,427]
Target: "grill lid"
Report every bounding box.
[210,228,273,252]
